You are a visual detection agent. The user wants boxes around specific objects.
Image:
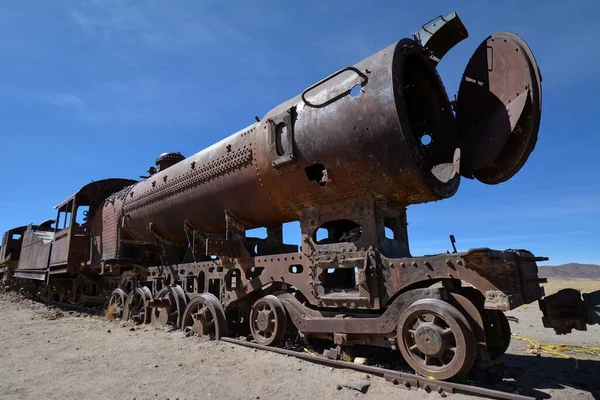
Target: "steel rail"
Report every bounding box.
[35,298,103,315]
[220,337,536,400]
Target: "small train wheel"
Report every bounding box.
[485,310,511,360]
[151,285,188,329]
[249,295,287,346]
[108,288,128,319]
[181,293,227,339]
[397,299,476,380]
[120,271,138,293]
[123,286,152,325]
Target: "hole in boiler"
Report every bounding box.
[421,134,432,146]
[304,163,327,187]
[349,84,362,97]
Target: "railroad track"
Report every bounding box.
[220,337,535,400]
[35,298,103,315]
[25,295,535,400]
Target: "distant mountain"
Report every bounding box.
[538,263,600,280]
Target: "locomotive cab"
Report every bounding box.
[49,193,92,275]
[48,179,137,276]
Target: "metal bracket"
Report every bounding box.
[224,210,249,241]
[268,107,298,175]
[183,220,208,263]
[412,11,468,64]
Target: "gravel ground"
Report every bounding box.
[0,283,599,400]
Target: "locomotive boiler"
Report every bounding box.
[2,12,598,381]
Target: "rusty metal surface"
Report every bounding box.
[0,226,27,265]
[412,12,468,64]
[15,224,54,277]
[99,184,135,262]
[116,37,470,245]
[584,290,600,326]
[380,249,543,311]
[538,288,600,333]
[0,226,28,282]
[456,32,542,183]
[50,178,136,272]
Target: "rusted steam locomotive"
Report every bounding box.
[2,12,598,381]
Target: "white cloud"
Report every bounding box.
[67,1,245,53]
[40,93,87,109]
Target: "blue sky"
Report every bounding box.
[0,1,598,265]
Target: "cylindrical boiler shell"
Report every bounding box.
[121,39,459,243]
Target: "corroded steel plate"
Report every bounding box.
[456,32,542,184]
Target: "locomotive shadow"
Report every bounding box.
[328,343,600,399]
[491,353,600,399]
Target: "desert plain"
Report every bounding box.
[0,279,598,400]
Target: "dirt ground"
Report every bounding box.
[542,279,599,295]
[0,279,599,400]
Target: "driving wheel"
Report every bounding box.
[150,285,188,329]
[249,295,287,346]
[123,286,152,325]
[181,293,227,339]
[107,288,128,319]
[397,298,476,380]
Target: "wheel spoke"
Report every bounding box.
[441,328,453,338]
